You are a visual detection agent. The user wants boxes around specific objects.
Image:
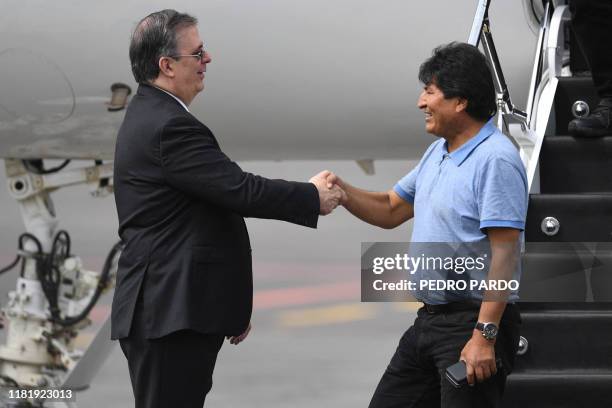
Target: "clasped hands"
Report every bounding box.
[309,170,345,215]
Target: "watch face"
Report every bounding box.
[483,323,498,339]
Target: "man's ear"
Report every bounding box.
[455,97,468,113]
[158,56,175,78]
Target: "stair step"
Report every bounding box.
[540,136,612,193]
[525,194,612,242]
[518,302,612,312]
[521,250,588,301]
[503,371,612,408]
[520,248,612,302]
[554,76,600,135]
[512,308,612,370]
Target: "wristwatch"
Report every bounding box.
[475,322,498,341]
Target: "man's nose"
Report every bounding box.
[417,92,427,109]
[203,50,212,64]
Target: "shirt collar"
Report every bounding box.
[443,120,496,166]
[153,86,190,112]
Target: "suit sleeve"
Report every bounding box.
[159,115,319,228]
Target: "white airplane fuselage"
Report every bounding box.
[0,0,536,161]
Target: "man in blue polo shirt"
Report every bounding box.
[327,42,527,407]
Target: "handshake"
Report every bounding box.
[309,170,346,215]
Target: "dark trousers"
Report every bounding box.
[368,304,521,408]
[119,299,224,408]
[571,0,612,98]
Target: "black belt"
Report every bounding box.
[422,302,481,314]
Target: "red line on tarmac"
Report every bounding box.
[253,262,355,280]
[87,280,361,323]
[253,281,360,310]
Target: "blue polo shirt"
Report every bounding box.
[393,120,528,303]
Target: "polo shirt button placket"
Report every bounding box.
[430,154,449,189]
[438,154,450,175]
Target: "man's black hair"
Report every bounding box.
[418,42,497,122]
[129,9,198,83]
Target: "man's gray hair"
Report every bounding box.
[129,9,198,83]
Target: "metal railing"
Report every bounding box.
[468,0,570,192]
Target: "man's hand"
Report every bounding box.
[460,330,497,385]
[309,170,346,215]
[324,171,348,206]
[227,323,251,345]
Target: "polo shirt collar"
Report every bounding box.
[443,120,496,166]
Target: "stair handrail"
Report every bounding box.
[469,0,528,131]
[524,3,571,193]
[468,0,570,192]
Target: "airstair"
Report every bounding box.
[470,1,612,406]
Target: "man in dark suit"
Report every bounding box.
[111,9,344,407]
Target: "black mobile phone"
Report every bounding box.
[445,358,503,388]
[445,360,468,388]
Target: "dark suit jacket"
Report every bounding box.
[111,84,319,340]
